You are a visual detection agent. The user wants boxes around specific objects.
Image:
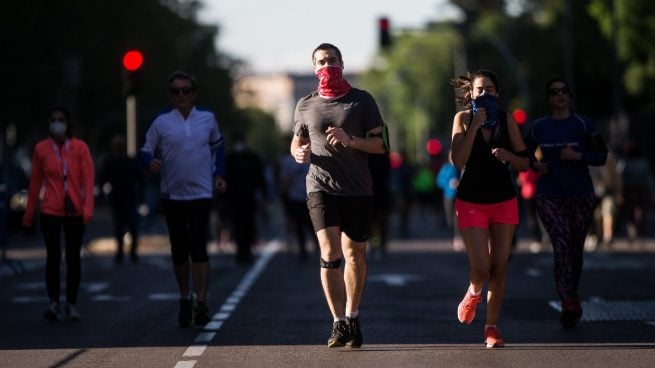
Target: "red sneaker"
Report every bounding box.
[457,290,482,324]
[485,326,505,348]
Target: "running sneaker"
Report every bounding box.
[457,290,482,324]
[327,320,350,348]
[560,298,582,329]
[178,298,193,327]
[64,303,82,321]
[43,302,61,322]
[346,317,363,348]
[484,326,505,348]
[194,300,211,326]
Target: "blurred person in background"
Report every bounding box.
[23,105,95,322]
[224,132,266,265]
[368,152,392,258]
[436,159,463,251]
[278,145,317,261]
[516,167,547,252]
[618,139,654,246]
[588,151,621,250]
[100,135,144,264]
[450,69,529,348]
[525,77,608,329]
[140,71,226,327]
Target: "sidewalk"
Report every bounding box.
[3,203,655,273]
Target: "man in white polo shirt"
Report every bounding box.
[140,71,226,327]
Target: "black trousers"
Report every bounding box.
[40,214,85,305]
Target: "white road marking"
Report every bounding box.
[212,312,230,320]
[219,304,236,312]
[204,321,223,331]
[173,361,196,368]
[12,296,48,303]
[549,297,655,322]
[194,332,216,343]
[149,292,181,300]
[92,294,131,302]
[183,345,207,357]
[174,240,282,368]
[368,273,423,287]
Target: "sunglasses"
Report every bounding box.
[548,87,571,96]
[169,87,194,96]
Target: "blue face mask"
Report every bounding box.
[49,120,67,137]
[471,92,498,128]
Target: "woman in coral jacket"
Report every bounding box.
[23,105,94,322]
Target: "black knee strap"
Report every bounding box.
[320,258,342,269]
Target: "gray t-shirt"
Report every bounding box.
[293,88,384,196]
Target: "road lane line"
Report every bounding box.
[204,321,223,330]
[174,240,282,368]
[174,361,196,368]
[183,345,207,357]
[212,312,230,320]
[219,304,236,312]
[194,332,216,343]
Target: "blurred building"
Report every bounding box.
[233,72,356,132]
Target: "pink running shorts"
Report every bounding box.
[455,197,519,229]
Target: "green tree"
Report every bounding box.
[0,0,240,156]
[359,27,461,164]
[588,0,655,108]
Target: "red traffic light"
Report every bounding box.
[426,138,442,156]
[512,108,527,125]
[378,17,392,49]
[379,17,389,31]
[122,50,143,71]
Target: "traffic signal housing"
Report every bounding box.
[122,50,143,96]
[379,17,392,49]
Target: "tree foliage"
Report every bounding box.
[0,0,261,156]
[588,0,655,102]
[359,0,654,164]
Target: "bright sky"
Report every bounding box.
[198,0,461,74]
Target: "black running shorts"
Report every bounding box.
[307,191,373,243]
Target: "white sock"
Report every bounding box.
[469,285,482,295]
[346,311,359,319]
[485,324,497,329]
[334,317,346,322]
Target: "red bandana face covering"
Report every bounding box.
[316,65,351,99]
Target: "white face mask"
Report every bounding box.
[49,120,67,137]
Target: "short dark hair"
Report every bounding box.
[168,71,197,91]
[546,76,573,97]
[48,104,71,121]
[312,43,342,64]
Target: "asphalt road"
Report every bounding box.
[1,233,654,368]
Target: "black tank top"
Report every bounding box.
[455,111,517,204]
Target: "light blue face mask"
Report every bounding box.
[49,120,67,137]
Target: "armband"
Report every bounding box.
[368,125,390,152]
[515,149,529,158]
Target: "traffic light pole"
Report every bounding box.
[121,50,143,157]
[126,94,137,157]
